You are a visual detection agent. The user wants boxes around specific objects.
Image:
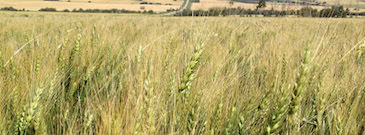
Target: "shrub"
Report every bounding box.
[0,7,18,11]
[38,7,57,12]
[319,6,349,18]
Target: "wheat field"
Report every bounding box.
[0,12,365,134]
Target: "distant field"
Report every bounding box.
[0,0,182,12]
[192,0,365,11]
[191,1,326,10]
[1,0,365,12]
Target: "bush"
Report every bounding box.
[319,6,349,18]
[39,7,57,12]
[70,8,140,14]
[298,7,318,17]
[166,8,177,12]
[0,7,18,11]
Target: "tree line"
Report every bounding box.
[1,6,365,17]
[175,6,365,17]
[0,7,154,14]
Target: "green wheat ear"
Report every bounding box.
[15,88,44,134]
[144,77,156,134]
[0,51,4,73]
[35,56,40,77]
[289,46,311,116]
[266,86,290,135]
[178,42,204,94]
[70,34,81,62]
[356,41,365,63]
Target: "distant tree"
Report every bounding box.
[0,7,18,11]
[345,8,350,17]
[256,0,266,10]
[229,0,234,6]
[39,7,57,12]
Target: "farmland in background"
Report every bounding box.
[1,0,365,12]
[191,0,365,12]
[0,0,182,12]
[0,12,365,134]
